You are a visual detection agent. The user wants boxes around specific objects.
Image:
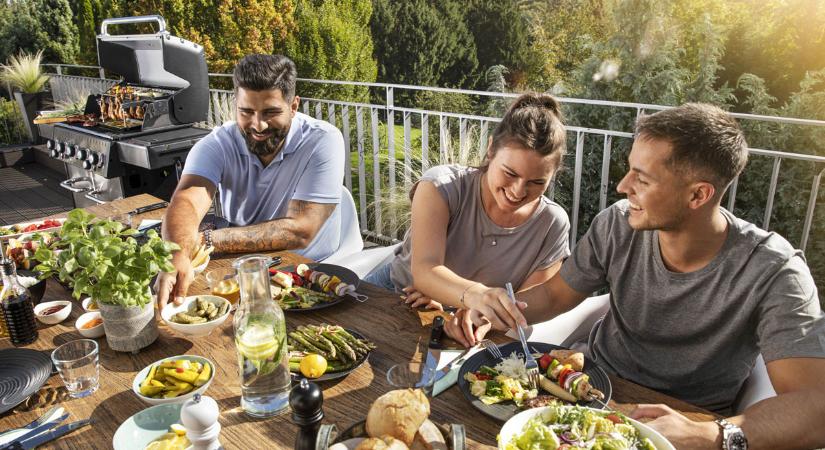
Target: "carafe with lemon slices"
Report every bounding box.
[233,255,291,417]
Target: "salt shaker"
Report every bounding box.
[289,378,324,450]
[180,393,223,450]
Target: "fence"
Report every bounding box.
[39,65,825,258]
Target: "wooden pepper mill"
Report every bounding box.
[289,378,324,450]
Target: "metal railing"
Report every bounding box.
[38,64,825,254]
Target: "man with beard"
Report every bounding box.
[444,104,825,449]
[156,54,345,308]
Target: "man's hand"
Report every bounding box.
[445,308,492,347]
[630,404,720,450]
[464,285,528,331]
[155,251,194,309]
[400,286,443,311]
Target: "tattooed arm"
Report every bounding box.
[210,199,337,253]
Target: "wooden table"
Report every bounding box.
[0,195,718,449]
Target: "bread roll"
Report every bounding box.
[355,436,409,450]
[366,389,430,446]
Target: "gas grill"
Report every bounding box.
[43,15,211,207]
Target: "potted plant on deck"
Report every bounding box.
[34,209,179,353]
[0,50,50,143]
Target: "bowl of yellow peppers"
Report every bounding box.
[132,355,214,405]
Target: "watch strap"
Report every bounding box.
[715,418,747,450]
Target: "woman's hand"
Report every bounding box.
[445,308,492,347]
[400,286,443,311]
[464,285,528,331]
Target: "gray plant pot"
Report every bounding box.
[99,301,159,353]
[13,91,43,143]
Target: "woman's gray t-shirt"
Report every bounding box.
[560,200,825,413]
[389,165,570,291]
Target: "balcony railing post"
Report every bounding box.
[99,68,105,79]
[56,65,63,75]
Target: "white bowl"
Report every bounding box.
[498,405,676,450]
[192,256,210,276]
[33,300,72,325]
[160,295,230,338]
[132,355,214,405]
[75,311,105,338]
[81,297,99,312]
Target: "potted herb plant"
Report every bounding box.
[0,51,50,143]
[34,209,179,353]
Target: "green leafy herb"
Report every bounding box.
[34,209,179,307]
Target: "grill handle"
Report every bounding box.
[59,177,93,193]
[100,15,167,36]
[84,191,108,205]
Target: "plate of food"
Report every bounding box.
[498,404,673,450]
[0,219,64,241]
[112,403,190,450]
[288,324,375,382]
[457,342,612,422]
[271,263,367,312]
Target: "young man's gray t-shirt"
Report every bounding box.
[389,165,570,291]
[559,200,825,413]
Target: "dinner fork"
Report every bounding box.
[479,339,502,360]
[505,283,540,390]
[0,406,65,447]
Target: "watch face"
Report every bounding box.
[728,433,748,450]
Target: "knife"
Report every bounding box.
[421,316,445,395]
[128,201,168,216]
[0,413,68,449]
[431,343,482,397]
[6,419,92,450]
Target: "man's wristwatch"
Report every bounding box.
[715,418,748,450]
[202,229,213,249]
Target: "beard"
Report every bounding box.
[241,125,289,157]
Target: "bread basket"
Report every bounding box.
[316,420,466,450]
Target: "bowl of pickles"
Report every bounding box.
[132,355,214,405]
[160,295,231,338]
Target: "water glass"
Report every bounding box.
[386,362,436,395]
[206,267,240,306]
[51,339,99,398]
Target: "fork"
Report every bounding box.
[505,283,540,390]
[479,339,502,360]
[0,406,65,447]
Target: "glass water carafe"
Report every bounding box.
[233,255,291,417]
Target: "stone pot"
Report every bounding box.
[99,301,158,353]
[13,91,44,143]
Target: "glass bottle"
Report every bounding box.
[233,255,291,417]
[1,257,38,345]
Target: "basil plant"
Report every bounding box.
[34,209,180,307]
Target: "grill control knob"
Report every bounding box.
[57,142,66,155]
[76,148,88,161]
[46,139,54,150]
[82,160,93,170]
[49,148,58,158]
[65,144,77,158]
[87,152,101,166]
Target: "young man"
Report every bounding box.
[446,104,825,449]
[156,54,345,308]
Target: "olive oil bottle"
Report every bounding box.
[0,256,38,345]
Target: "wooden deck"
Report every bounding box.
[0,162,73,225]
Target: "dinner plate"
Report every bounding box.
[290,328,372,382]
[274,263,362,312]
[112,403,183,450]
[0,219,65,242]
[0,349,53,415]
[456,341,612,422]
[498,405,675,450]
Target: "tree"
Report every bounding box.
[371,0,477,95]
[0,0,78,65]
[280,0,377,103]
[465,0,533,89]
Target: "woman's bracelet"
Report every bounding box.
[459,283,479,307]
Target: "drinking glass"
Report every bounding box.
[386,362,436,395]
[51,339,99,398]
[206,267,240,306]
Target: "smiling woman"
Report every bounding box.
[364,93,571,342]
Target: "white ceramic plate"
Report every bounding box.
[112,403,183,450]
[498,405,675,450]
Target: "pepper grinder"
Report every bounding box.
[180,394,223,450]
[290,378,324,450]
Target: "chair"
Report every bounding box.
[527,295,777,414]
[319,186,363,263]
